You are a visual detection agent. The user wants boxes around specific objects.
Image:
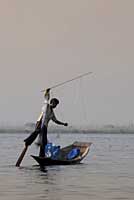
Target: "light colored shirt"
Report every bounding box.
[41,104,57,128]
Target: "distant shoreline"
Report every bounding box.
[0,125,134,134]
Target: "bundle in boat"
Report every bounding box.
[31,141,92,166]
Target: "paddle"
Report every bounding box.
[15,145,28,167]
[15,130,39,167]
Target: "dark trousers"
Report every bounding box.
[24,130,39,146]
[24,125,48,157]
[39,125,48,157]
[24,121,41,146]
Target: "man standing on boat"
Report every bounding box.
[24,88,68,157]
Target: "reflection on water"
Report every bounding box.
[0,133,134,200]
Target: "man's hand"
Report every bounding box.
[64,123,68,126]
[46,88,50,93]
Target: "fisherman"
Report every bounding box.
[24,88,68,157]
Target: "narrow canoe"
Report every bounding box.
[31,141,92,166]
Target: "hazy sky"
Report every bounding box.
[0,0,134,126]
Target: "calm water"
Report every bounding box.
[0,132,134,200]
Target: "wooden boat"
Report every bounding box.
[31,141,92,166]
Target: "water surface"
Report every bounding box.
[0,133,134,200]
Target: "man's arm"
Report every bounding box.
[36,88,50,128]
[52,113,68,126]
[40,88,50,128]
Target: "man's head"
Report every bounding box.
[50,98,59,108]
